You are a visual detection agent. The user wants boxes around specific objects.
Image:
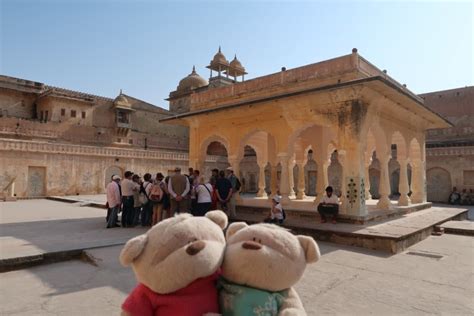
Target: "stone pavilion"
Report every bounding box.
[162,48,452,219]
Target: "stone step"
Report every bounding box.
[438,221,474,236]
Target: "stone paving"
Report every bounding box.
[0,235,473,315]
[0,199,146,261]
[0,199,473,315]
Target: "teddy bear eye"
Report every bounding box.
[258,239,262,244]
[252,237,256,242]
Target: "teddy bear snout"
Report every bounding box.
[186,240,206,256]
[242,241,262,250]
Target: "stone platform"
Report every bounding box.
[238,195,433,224]
[234,206,468,254]
[42,195,468,254]
[439,220,474,236]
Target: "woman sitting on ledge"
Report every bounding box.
[264,195,285,225]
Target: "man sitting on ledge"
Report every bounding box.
[317,186,339,224]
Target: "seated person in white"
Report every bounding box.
[317,186,339,224]
[264,195,285,224]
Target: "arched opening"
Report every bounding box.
[369,168,381,198]
[203,141,229,178]
[104,166,123,188]
[427,167,452,202]
[328,150,343,197]
[305,149,317,196]
[239,145,259,194]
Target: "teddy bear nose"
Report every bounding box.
[242,241,262,250]
[186,240,206,256]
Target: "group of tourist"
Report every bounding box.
[105,166,242,228]
[448,187,474,205]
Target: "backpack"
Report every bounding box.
[149,183,163,203]
[234,177,241,192]
[139,182,151,205]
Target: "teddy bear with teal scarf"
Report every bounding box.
[218,223,320,316]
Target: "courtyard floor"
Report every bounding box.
[0,199,473,315]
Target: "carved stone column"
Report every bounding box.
[338,150,347,210]
[278,153,290,203]
[270,163,278,197]
[256,162,267,197]
[398,158,411,206]
[410,160,426,203]
[376,153,392,209]
[296,161,306,200]
[288,158,296,199]
[365,158,372,200]
[314,158,329,204]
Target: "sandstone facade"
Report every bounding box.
[163,48,451,217]
[0,75,189,198]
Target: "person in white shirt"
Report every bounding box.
[193,176,213,216]
[121,171,135,227]
[264,195,285,224]
[317,186,339,224]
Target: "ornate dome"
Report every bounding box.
[210,46,229,67]
[113,93,131,109]
[230,54,245,71]
[177,66,208,91]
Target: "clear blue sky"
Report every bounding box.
[1,0,472,109]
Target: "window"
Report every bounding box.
[81,111,86,119]
[44,110,49,122]
[61,108,65,116]
[71,110,76,118]
[129,139,133,144]
[117,111,129,124]
[117,138,121,143]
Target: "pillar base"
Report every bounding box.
[256,189,266,198]
[398,195,411,206]
[410,194,425,204]
[377,196,392,210]
[365,191,372,200]
[280,195,291,204]
[296,192,306,200]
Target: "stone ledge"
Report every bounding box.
[438,220,474,236]
[233,207,468,253]
[0,243,125,273]
[237,202,433,225]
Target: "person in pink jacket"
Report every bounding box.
[106,175,121,228]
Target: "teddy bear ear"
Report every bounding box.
[205,210,228,230]
[297,235,321,263]
[225,222,248,240]
[119,234,148,267]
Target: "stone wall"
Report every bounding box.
[0,139,189,198]
[422,87,474,202]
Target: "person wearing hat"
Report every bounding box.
[264,195,285,224]
[106,174,122,228]
[168,167,190,215]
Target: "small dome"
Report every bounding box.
[230,55,245,71]
[211,46,229,67]
[177,66,208,91]
[114,93,131,108]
